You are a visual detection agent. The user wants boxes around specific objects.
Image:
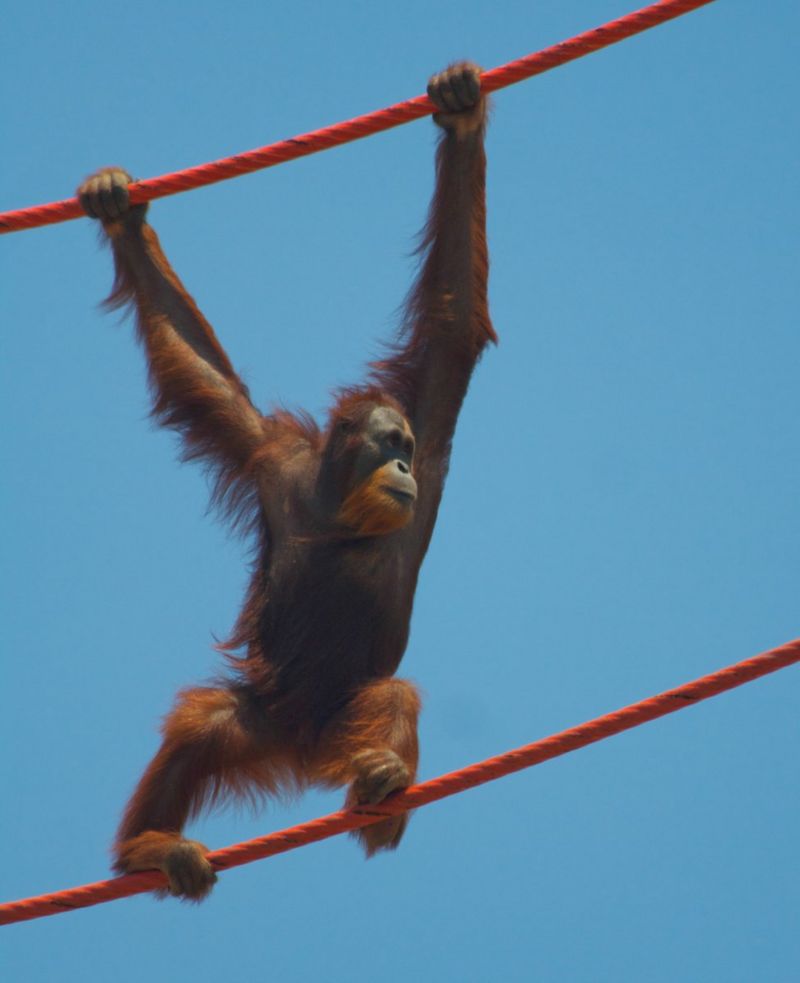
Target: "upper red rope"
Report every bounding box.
[1,637,797,926]
[0,0,716,235]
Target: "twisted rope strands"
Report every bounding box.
[2,637,797,926]
[0,0,716,235]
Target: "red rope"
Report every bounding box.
[1,637,797,926]
[0,0,715,235]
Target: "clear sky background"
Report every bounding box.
[2,1,798,980]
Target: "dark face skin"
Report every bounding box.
[352,406,417,507]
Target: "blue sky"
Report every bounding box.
[2,1,798,980]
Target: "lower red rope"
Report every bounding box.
[1,637,797,926]
[0,0,716,234]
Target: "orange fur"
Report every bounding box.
[312,679,420,854]
[337,465,414,537]
[115,680,421,873]
[114,687,300,858]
